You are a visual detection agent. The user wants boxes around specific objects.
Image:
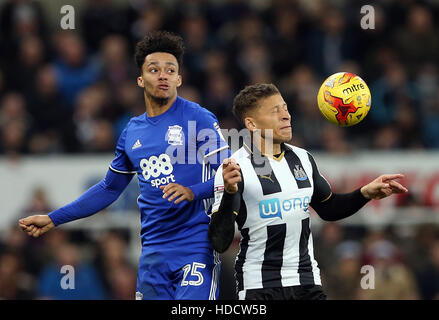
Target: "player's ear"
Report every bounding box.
[137,76,144,88]
[244,117,256,132]
[177,74,182,88]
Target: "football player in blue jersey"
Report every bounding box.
[18,31,230,300]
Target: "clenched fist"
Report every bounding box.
[222,158,242,194]
[18,215,55,238]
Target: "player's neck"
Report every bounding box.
[252,134,282,157]
[144,93,177,117]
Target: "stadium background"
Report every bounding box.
[1,0,439,300]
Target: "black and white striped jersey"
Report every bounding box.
[211,142,332,298]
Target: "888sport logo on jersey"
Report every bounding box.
[140,154,176,187]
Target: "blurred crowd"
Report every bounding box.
[0,187,138,299]
[1,0,439,159]
[2,0,439,300]
[0,225,138,299]
[221,222,439,300]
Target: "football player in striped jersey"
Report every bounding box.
[208,83,408,300]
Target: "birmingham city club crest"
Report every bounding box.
[166,125,184,146]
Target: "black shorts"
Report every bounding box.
[242,285,327,300]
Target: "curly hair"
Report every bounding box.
[232,83,280,125]
[134,30,185,72]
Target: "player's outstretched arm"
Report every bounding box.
[18,215,55,238]
[18,168,133,237]
[360,174,408,200]
[312,173,408,222]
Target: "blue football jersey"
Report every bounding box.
[109,96,229,251]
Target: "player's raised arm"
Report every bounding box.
[208,158,242,253]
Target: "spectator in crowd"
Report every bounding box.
[416,238,439,299]
[72,84,109,152]
[307,7,360,77]
[393,5,439,75]
[268,7,304,78]
[23,187,53,215]
[203,72,235,121]
[107,264,137,300]
[130,5,165,41]
[94,231,136,299]
[0,92,30,157]
[0,251,34,299]
[0,0,48,65]
[314,222,344,275]
[27,65,74,153]
[1,224,42,283]
[37,242,106,299]
[324,240,363,300]
[359,238,419,300]
[80,0,131,53]
[99,35,138,97]
[422,86,439,148]
[51,31,100,108]
[112,80,144,139]
[6,35,47,94]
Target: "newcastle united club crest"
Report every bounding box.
[293,165,308,181]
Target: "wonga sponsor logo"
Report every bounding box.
[259,198,282,219]
[259,196,311,219]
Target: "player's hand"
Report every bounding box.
[18,215,55,238]
[222,158,241,194]
[360,174,408,200]
[160,183,194,204]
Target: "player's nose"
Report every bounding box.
[158,70,168,80]
[281,109,291,121]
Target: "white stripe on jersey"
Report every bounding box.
[109,165,137,175]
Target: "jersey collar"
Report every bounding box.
[144,96,181,125]
[243,141,289,162]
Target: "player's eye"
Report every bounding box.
[167,69,175,74]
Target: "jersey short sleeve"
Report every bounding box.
[308,152,332,203]
[109,127,136,175]
[195,109,230,167]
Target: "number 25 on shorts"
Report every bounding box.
[181,262,206,286]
